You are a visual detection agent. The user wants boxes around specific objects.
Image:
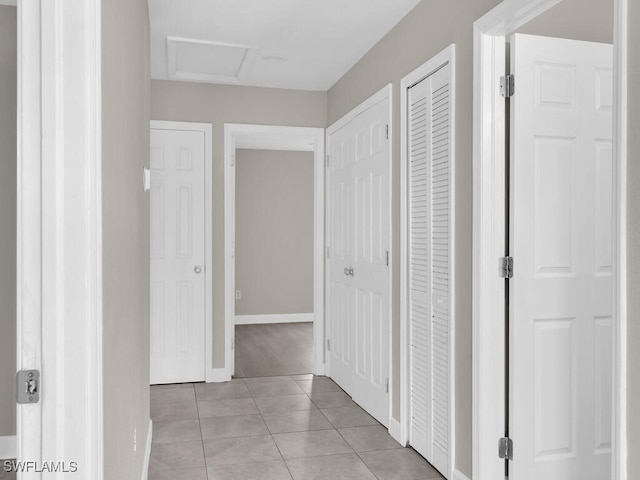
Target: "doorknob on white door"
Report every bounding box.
[344,267,354,277]
[194,265,202,274]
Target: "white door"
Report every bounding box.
[510,34,613,480]
[407,62,453,476]
[150,128,206,384]
[327,92,391,426]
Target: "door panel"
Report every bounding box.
[150,128,206,385]
[510,33,613,480]
[327,93,391,427]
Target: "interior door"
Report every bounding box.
[327,92,391,426]
[150,127,206,385]
[407,62,453,476]
[510,34,613,480]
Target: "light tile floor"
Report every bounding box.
[149,375,445,480]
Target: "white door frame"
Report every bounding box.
[325,84,393,426]
[398,45,456,478]
[471,1,628,479]
[150,120,214,383]
[17,0,103,478]
[224,124,325,377]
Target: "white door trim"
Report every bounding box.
[471,1,628,480]
[150,120,214,382]
[224,124,325,377]
[325,83,393,428]
[17,0,103,477]
[399,44,456,478]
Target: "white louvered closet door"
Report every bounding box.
[408,63,452,477]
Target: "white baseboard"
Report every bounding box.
[452,469,471,480]
[206,367,232,383]
[141,420,152,480]
[235,313,314,325]
[388,417,406,446]
[0,435,17,460]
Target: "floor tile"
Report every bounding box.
[197,397,258,418]
[151,383,195,390]
[358,448,443,480]
[152,419,202,444]
[285,453,376,480]
[207,460,292,480]
[289,374,314,381]
[244,375,294,383]
[262,409,333,434]
[148,467,207,480]
[338,425,402,452]
[204,435,282,466]
[151,387,195,404]
[308,391,355,409]
[247,380,305,397]
[320,406,378,428]
[272,429,353,459]
[151,401,198,422]
[254,394,316,415]
[195,382,251,401]
[295,378,342,394]
[200,414,269,439]
[148,441,205,472]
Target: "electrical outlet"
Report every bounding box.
[235,290,242,300]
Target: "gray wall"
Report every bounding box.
[327,1,502,475]
[0,5,16,441]
[627,1,639,477]
[235,149,314,316]
[151,81,327,366]
[101,0,151,478]
[517,0,613,42]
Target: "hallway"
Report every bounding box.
[149,375,444,479]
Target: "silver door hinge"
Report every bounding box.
[385,251,389,266]
[231,154,236,167]
[385,124,389,140]
[16,370,40,404]
[500,74,515,98]
[385,378,389,393]
[327,339,331,352]
[498,437,514,460]
[499,256,513,279]
[326,155,331,168]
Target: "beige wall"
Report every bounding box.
[151,81,326,365]
[0,5,16,440]
[517,0,613,42]
[101,0,151,478]
[627,1,639,477]
[328,1,502,475]
[235,149,314,316]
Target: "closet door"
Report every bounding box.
[408,62,452,476]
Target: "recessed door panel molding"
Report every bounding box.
[403,48,454,478]
[326,85,391,427]
[150,126,208,384]
[510,33,613,480]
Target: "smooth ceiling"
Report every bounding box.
[149,0,421,91]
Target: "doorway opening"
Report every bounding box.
[224,124,325,379]
[473,0,627,479]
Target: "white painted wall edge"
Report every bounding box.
[235,313,314,325]
[0,436,17,460]
[141,421,152,480]
[452,469,471,480]
[206,368,232,383]
[388,417,405,446]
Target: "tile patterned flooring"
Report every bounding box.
[149,375,445,480]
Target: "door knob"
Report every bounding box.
[194,265,203,274]
[344,267,354,277]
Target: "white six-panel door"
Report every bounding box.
[510,34,613,480]
[407,61,453,477]
[150,128,206,384]
[327,89,391,426]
